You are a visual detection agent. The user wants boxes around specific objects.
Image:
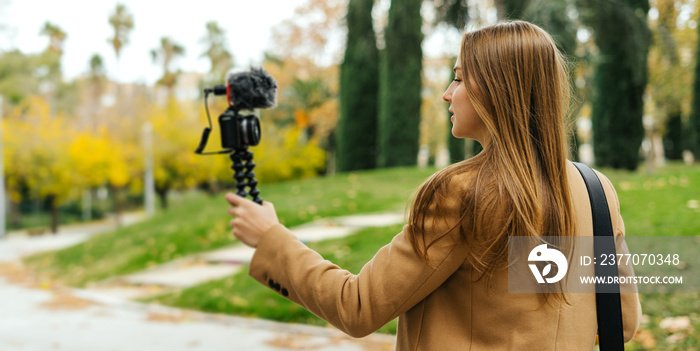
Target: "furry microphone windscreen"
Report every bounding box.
[226,68,278,111]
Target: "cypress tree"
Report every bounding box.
[446,56,466,163]
[526,0,580,161]
[337,0,379,172]
[433,1,469,163]
[378,0,423,168]
[495,0,531,20]
[663,110,683,160]
[689,10,700,160]
[584,0,650,170]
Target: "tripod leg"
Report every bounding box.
[231,150,248,198]
[242,150,263,205]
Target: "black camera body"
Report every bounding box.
[219,108,261,150]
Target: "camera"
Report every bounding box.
[195,68,277,154]
[194,68,278,205]
[218,107,261,150]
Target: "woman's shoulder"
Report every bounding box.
[565,161,623,233]
[565,161,619,201]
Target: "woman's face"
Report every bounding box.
[442,60,488,144]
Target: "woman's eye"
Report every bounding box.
[453,78,462,83]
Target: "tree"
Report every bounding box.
[290,76,332,140]
[378,0,424,167]
[40,22,67,55]
[579,0,650,170]
[151,37,185,97]
[200,21,233,85]
[648,0,690,162]
[267,0,346,173]
[0,50,42,104]
[495,0,532,20]
[7,96,77,233]
[107,3,134,68]
[690,6,700,160]
[433,0,469,163]
[337,0,379,172]
[525,0,580,160]
[148,99,206,208]
[85,54,106,131]
[38,21,69,117]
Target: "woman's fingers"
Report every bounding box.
[225,192,279,248]
[226,192,260,208]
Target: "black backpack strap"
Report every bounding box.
[572,162,625,351]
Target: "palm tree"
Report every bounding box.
[107,3,134,71]
[86,54,106,130]
[39,21,66,118]
[201,21,233,84]
[40,21,67,55]
[151,37,185,97]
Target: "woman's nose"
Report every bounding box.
[442,88,451,102]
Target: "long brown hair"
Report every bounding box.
[408,21,575,298]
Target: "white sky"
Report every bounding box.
[2,0,309,84]
[1,0,467,86]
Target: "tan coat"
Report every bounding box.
[249,162,641,350]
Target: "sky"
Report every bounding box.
[1,0,467,87]
[1,0,310,85]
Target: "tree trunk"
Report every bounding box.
[10,198,21,229]
[46,194,59,234]
[663,108,683,161]
[156,187,169,210]
[110,184,123,227]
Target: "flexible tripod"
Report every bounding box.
[230,148,262,205]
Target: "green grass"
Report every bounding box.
[147,224,404,335]
[23,167,437,286]
[24,162,700,348]
[602,163,700,237]
[599,163,700,350]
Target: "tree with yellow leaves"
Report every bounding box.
[6,96,77,233]
[147,98,206,208]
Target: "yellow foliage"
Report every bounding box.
[68,127,129,187]
[6,96,76,202]
[252,126,326,183]
[148,98,211,191]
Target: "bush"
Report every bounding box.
[254,127,326,183]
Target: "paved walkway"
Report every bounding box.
[0,211,402,350]
[92,213,405,300]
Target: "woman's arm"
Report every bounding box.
[248,223,468,337]
[226,191,469,338]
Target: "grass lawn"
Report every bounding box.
[24,162,700,348]
[147,224,404,335]
[23,166,437,287]
[600,163,700,350]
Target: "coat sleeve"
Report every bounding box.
[598,172,642,342]
[248,212,469,338]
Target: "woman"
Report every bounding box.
[226,21,641,350]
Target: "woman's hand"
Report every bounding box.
[226,193,280,248]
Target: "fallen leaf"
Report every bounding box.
[659,316,691,333]
[634,329,656,348]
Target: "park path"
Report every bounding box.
[0,210,402,351]
[90,212,404,300]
